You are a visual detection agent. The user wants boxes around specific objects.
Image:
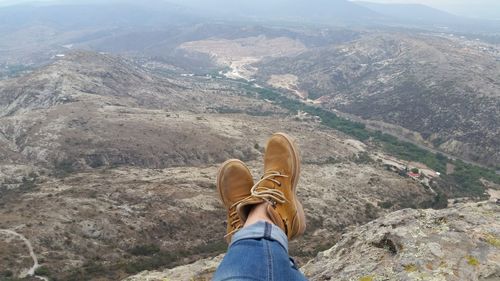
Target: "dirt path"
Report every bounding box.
[0,229,48,281]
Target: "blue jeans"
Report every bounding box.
[213,221,308,281]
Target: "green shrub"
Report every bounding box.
[242,82,500,199]
[35,265,51,276]
[54,158,76,177]
[354,152,374,164]
[20,176,37,191]
[380,201,393,209]
[128,244,160,256]
[1,270,13,277]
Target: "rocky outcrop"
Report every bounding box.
[123,255,224,281]
[303,202,500,281]
[124,202,500,281]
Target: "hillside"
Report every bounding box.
[0,52,265,169]
[256,32,500,167]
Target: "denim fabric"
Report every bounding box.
[213,221,308,281]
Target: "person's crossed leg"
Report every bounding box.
[213,133,308,281]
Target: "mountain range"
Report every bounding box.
[1,0,499,68]
[1,0,498,31]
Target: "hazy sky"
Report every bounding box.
[0,0,498,19]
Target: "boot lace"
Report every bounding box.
[250,171,288,205]
[223,171,288,239]
[224,195,253,238]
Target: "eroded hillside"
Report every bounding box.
[256,33,500,167]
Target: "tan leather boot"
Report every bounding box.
[216,159,261,243]
[246,133,306,240]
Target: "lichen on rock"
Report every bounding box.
[302,202,500,281]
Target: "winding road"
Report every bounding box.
[0,229,48,281]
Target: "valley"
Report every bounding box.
[0,50,498,280]
[0,1,499,280]
[0,52,464,280]
[183,31,500,168]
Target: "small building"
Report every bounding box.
[407,172,420,178]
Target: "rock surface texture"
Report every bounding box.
[123,255,223,281]
[125,202,500,281]
[302,202,500,281]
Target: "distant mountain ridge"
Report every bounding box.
[162,0,500,32]
[355,1,461,23]
[172,0,381,23]
[354,1,500,33]
[0,1,196,29]
[0,0,498,48]
[1,0,497,29]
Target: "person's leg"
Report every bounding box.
[214,133,307,281]
[243,201,274,226]
[213,203,307,281]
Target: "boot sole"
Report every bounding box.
[274,133,306,237]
